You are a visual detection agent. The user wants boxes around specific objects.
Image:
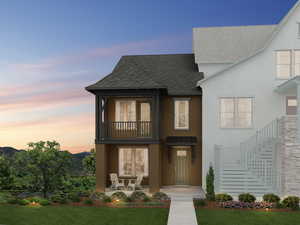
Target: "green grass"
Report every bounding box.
[196,208,300,225]
[0,205,169,225]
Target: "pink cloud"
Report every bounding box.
[0,87,92,112]
[0,112,94,130]
[9,34,189,72]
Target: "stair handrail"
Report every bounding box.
[240,118,282,193]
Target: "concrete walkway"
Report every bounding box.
[162,186,205,225]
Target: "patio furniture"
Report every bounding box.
[127,174,143,191]
[110,173,125,190]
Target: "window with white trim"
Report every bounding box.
[276,50,300,79]
[220,97,253,128]
[295,50,300,76]
[174,99,189,130]
[276,50,292,79]
[118,148,148,177]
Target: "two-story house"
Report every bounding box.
[86,54,203,193]
[87,1,300,197]
[194,1,300,196]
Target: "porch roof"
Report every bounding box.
[166,136,197,146]
[275,76,300,94]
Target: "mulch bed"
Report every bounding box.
[194,200,295,212]
[52,200,170,208]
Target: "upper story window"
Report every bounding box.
[115,100,136,122]
[276,50,300,79]
[174,99,189,130]
[276,50,292,79]
[220,97,253,129]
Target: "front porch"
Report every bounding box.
[104,186,205,199]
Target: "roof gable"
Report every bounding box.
[196,0,300,86]
[193,25,277,64]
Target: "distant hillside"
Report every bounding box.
[0,146,22,157]
[0,146,91,176]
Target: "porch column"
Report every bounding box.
[95,144,107,192]
[149,144,161,193]
[297,81,300,142]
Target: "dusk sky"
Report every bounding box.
[0,0,298,153]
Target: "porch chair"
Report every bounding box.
[110,173,125,190]
[127,174,144,191]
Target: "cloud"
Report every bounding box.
[0,112,93,130]
[0,87,92,112]
[9,34,190,73]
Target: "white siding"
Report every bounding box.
[199,3,300,187]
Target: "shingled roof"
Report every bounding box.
[86,54,203,95]
[193,25,277,64]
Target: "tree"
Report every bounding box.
[15,141,71,197]
[206,165,215,201]
[83,149,96,176]
[0,155,14,190]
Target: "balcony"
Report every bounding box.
[102,121,152,139]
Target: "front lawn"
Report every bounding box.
[196,208,300,225]
[0,205,169,225]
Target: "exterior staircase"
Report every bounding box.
[214,119,282,196]
[219,168,273,196]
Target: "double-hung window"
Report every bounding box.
[220,97,253,128]
[276,50,300,79]
[174,99,189,130]
[119,148,148,177]
[276,50,292,79]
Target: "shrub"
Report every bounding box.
[111,192,127,201]
[126,196,133,202]
[263,194,280,203]
[50,192,68,204]
[219,201,274,209]
[238,193,256,203]
[194,199,207,207]
[89,192,106,201]
[282,196,299,210]
[130,191,147,202]
[152,192,170,201]
[68,192,81,202]
[27,196,45,203]
[39,199,51,206]
[103,196,112,203]
[215,193,233,202]
[0,192,13,204]
[18,199,30,206]
[83,198,93,205]
[7,198,19,204]
[143,196,151,202]
[206,166,215,201]
[62,176,96,194]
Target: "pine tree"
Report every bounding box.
[206,165,215,201]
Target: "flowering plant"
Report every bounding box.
[218,201,274,209]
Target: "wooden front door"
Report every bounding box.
[174,149,190,185]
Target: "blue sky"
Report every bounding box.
[0,0,298,152]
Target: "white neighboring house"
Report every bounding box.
[194,1,300,196]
